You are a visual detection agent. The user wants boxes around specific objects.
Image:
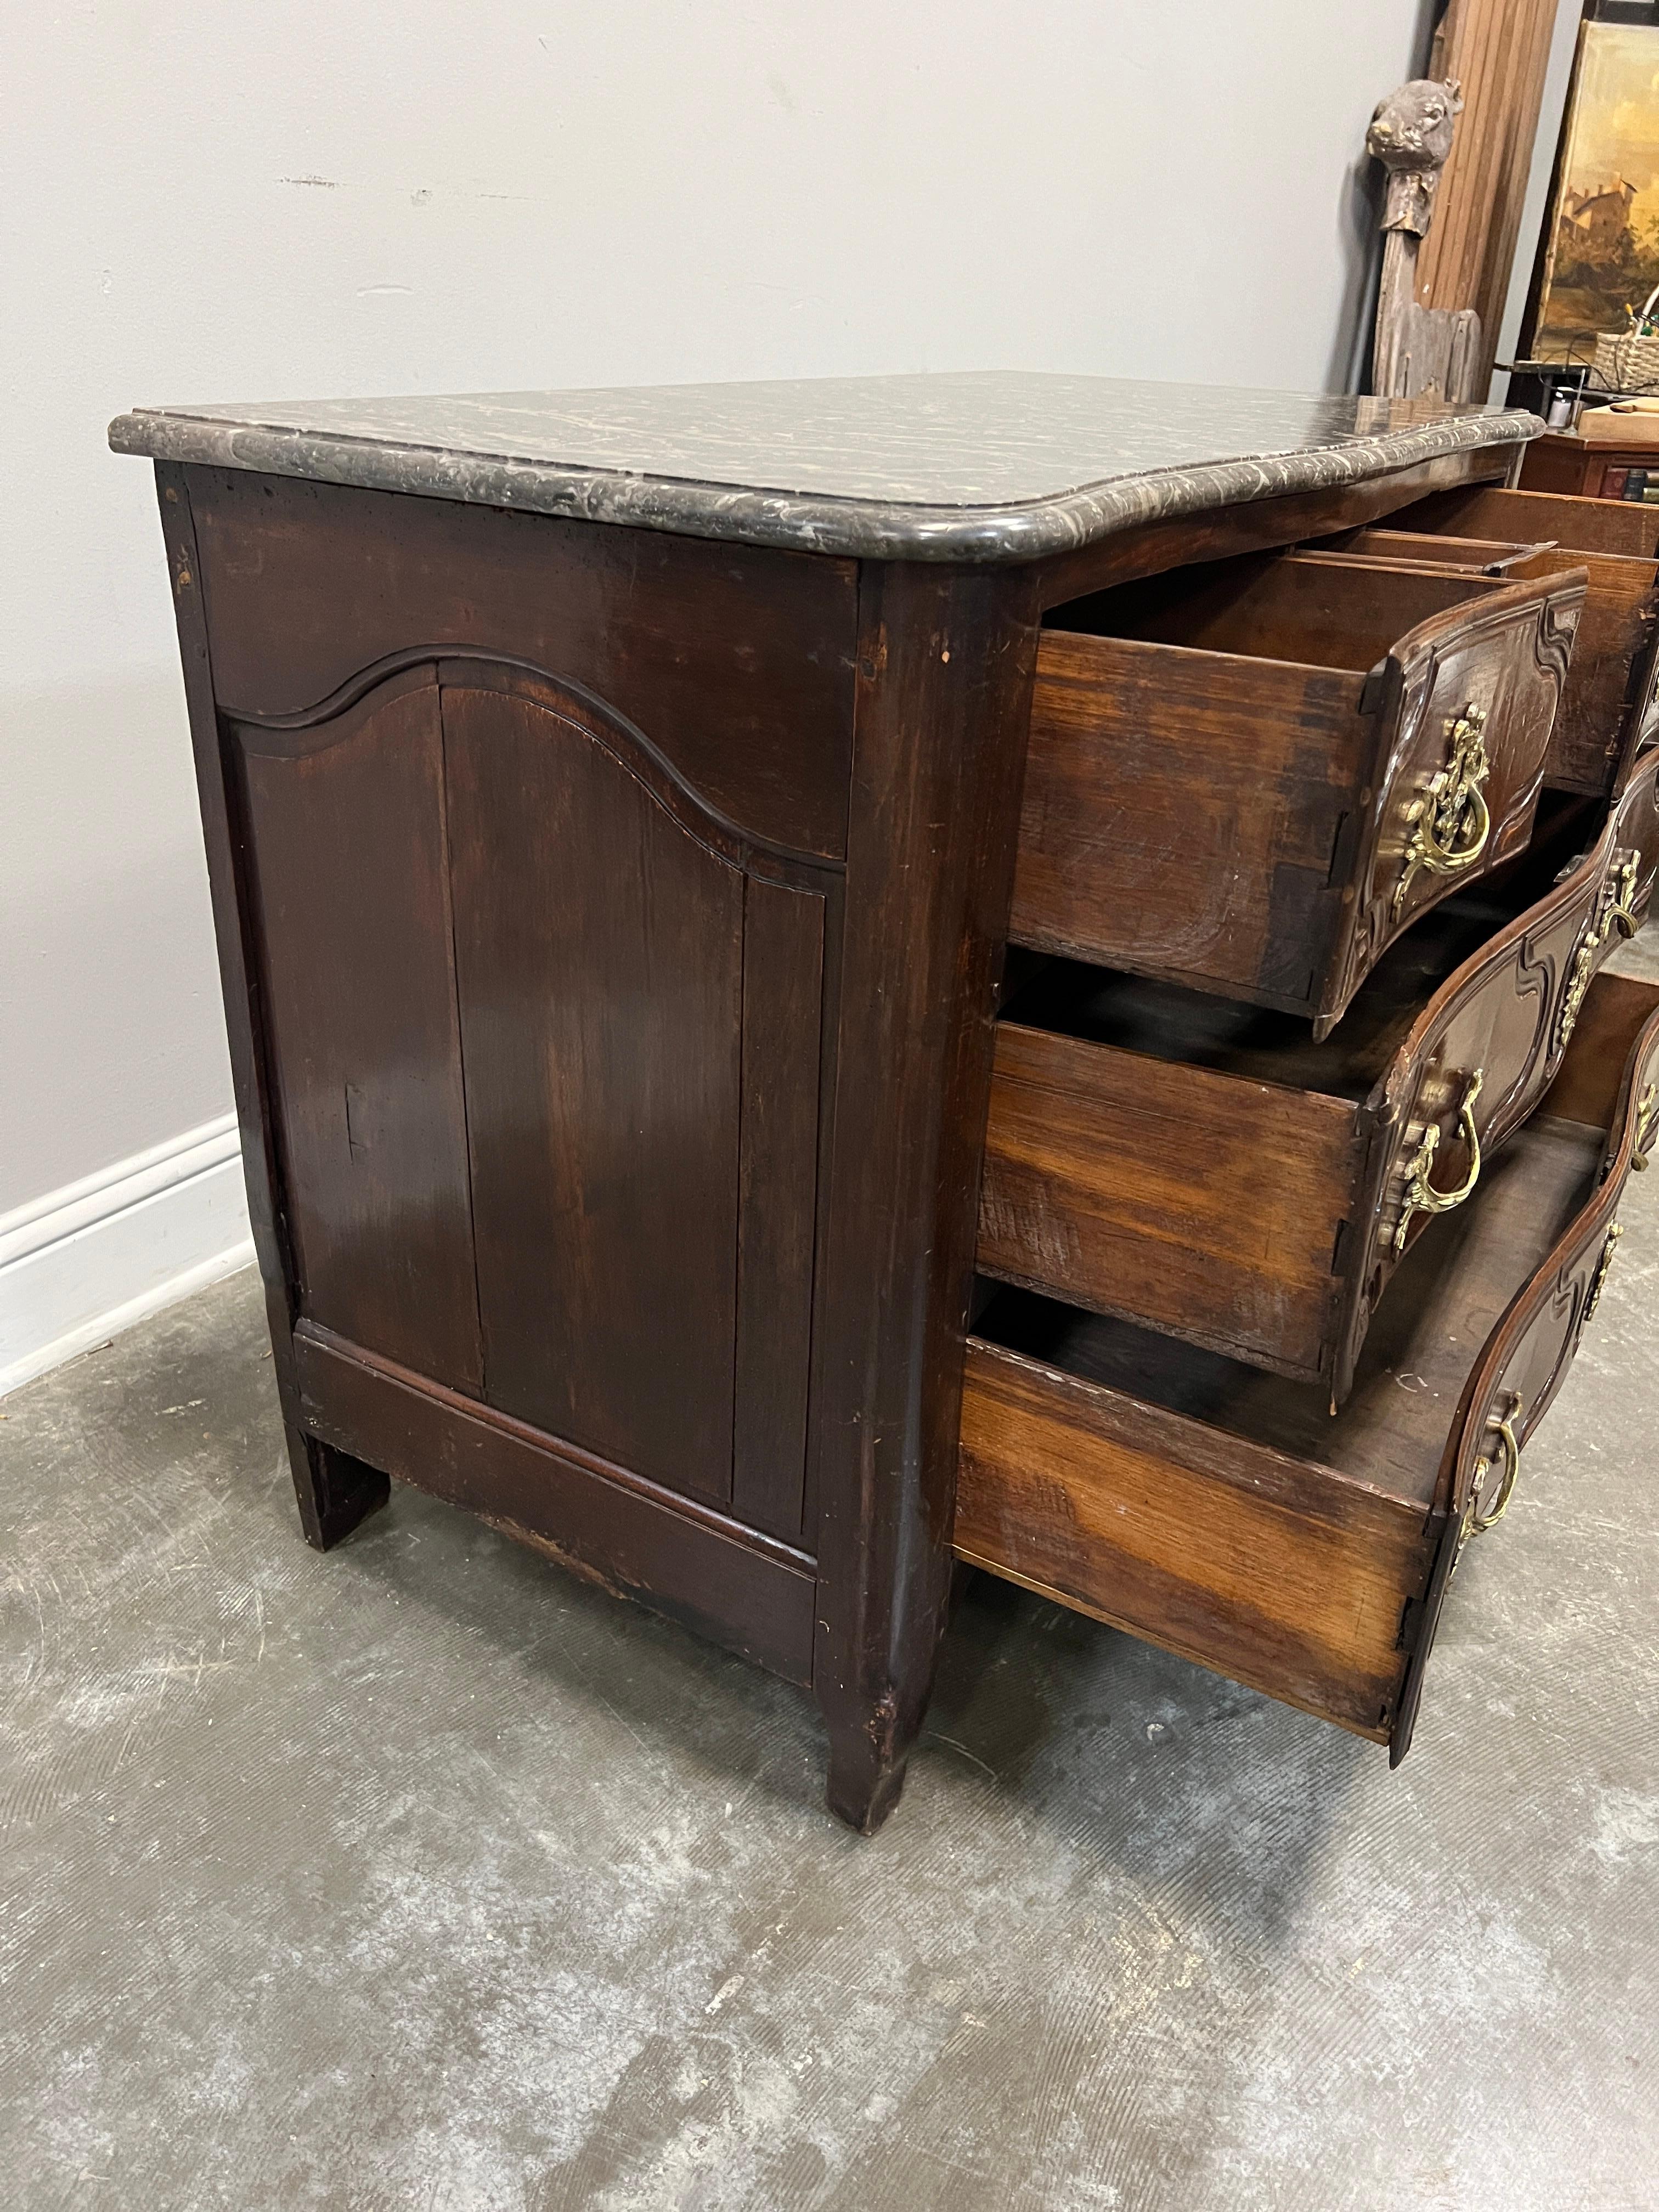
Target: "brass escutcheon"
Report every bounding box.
[1393,703,1491,919]
[1394,1067,1483,1252]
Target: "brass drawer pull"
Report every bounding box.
[1602,854,1641,943]
[1457,1391,1523,1568]
[1584,1220,1623,1326]
[1559,852,1643,1052]
[1393,704,1491,918]
[1394,1068,1483,1251]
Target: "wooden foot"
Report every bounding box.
[825,1706,915,1836]
[287,1432,391,1550]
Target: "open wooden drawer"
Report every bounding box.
[1381,484,1659,795]
[957,969,1659,1761]
[1012,545,1586,1036]
[982,753,1658,1401]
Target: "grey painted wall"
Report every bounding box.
[3,0,1430,1214]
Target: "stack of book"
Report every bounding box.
[1599,466,1659,503]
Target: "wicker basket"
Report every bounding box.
[1593,330,1659,394]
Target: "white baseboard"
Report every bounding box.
[0,1114,256,1398]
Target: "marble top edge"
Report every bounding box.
[109,371,1541,563]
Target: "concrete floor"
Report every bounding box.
[4,1092,1658,2206]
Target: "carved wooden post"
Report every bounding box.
[1368,79,1482,403]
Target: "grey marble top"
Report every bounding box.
[109,371,1538,563]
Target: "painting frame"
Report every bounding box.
[1525,15,1659,380]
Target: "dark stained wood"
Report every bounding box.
[156,428,1635,1832]
[810,560,1040,1833]
[964,978,1659,1764]
[1510,545,1655,793]
[984,753,1659,1398]
[185,465,859,860]
[1030,446,1517,613]
[234,667,483,1391]
[960,1108,1607,1740]
[1012,553,1584,1029]
[1393,483,1659,561]
[733,877,826,1543]
[1518,432,1659,502]
[441,664,745,1506]
[1014,628,1362,1009]
[1392,979,1659,1758]
[294,1321,817,1685]
[1319,528,1552,576]
[1075,544,1499,667]
[1542,972,1659,1131]
[1389,483,1659,794]
[155,462,389,1550]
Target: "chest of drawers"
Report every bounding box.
[110,373,1648,1833]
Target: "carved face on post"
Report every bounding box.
[1368,78,1464,238]
[1367,78,1464,173]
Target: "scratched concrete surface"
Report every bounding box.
[3,1069,1657,2205]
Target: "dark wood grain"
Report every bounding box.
[1011,628,1364,1008]
[985,753,1658,1398]
[809,560,1040,1832]
[733,877,827,1543]
[961,1097,1617,1742]
[1542,972,1659,1130]
[1392,978,1659,1759]
[235,667,483,1391]
[1030,447,1516,613]
[294,1321,817,1685]
[978,1022,1363,1380]
[1394,482,1659,561]
[1071,544,1498,667]
[1389,482,1659,794]
[441,666,746,1505]
[157,433,1624,1830]
[185,465,859,860]
[1012,554,1584,1028]
[155,462,390,1550]
[956,1339,1429,1737]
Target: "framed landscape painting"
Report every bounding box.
[1530,19,1659,365]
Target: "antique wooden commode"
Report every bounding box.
[110,374,1659,1831]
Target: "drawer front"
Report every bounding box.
[979,755,1659,1401]
[1345,753,1659,1395]
[1329,571,1582,1028]
[1391,984,1659,1760]
[1014,565,1582,1031]
[958,983,1659,1763]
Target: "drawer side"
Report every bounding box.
[1012,630,1365,1008]
[978,1023,1364,1383]
[956,1340,1430,1738]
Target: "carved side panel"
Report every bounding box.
[232,663,485,1392]
[439,662,827,1528]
